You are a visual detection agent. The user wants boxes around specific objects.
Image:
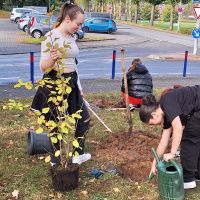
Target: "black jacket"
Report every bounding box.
[121,64,153,98]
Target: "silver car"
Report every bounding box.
[18,13,44,32]
[28,15,84,40]
[28,15,57,38]
[10,8,39,23]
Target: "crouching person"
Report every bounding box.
[121,58,153,110]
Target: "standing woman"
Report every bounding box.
[31,3,91,166]
[139,85,200,189]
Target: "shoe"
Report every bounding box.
[184,181,196,189]
[50,162,59,168]
[129,104,136,111]
[72,153,91,165]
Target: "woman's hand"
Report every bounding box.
[50,48,59,61]
[163,153,175,162]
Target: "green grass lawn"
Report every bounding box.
[0,90,200,199]
[117,19,196,35]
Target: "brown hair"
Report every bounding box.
[56,3,84,28]
[139,94,159,123]
[128,58,142,72]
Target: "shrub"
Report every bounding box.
[162,5,178,23]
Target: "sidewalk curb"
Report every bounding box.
[147,53,200,61]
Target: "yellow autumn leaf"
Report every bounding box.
[74,151,79,157]
[68,116,76,124]
[68,152,72,157]
[73,140,79,148]
[45,155,51,163]
[36,127,43,134]
[57,134,62,140]
[61,127,68,134]
[55,150,60,157]
[57,96,62,101]
[66,87,72,94]
[72,113,82,119]
[42,107,50,114]
[51,137,58,143]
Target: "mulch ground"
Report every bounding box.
[93,131,160,182]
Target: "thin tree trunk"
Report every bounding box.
[101,2,104,12]
[169,5,174,30]
[121,49,133,135]
[125,0,128,21]
[129,0,132,21]
[113,2,116,19]
[119,0,122,19]
[134,2,139,24]
[150,4,155,26]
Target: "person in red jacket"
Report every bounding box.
[121,58,153,110]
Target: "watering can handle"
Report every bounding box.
[151,147,160,163]
[171,160,183,185]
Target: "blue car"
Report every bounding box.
[82,18,117,34]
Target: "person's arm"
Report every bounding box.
[151,127,172,174]
[40,35,59,73]
[163,116,183,161]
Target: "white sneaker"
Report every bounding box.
[72,153,91,165]
[184,181,196,189]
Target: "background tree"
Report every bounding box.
[147,0,163,26]
[0,0,4,9]
[133,0,140,23]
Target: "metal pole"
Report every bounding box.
[183,51,188,77]
[112,50,116,80]
[193,3,200,55]
[193,19,200,55]
[177,0,181,32]
[49,0,50,12]
[30,52,34,84]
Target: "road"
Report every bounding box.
[0,19,199,85]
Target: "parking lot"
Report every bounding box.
[0,19,40,54]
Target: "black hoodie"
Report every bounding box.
[121,64,153,98]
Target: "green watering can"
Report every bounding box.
[149,147,185,200]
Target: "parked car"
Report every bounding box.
[82,18,117,34]
[28,15,84,40]
[73,29,84,40]
[10,8,39,23]
[18,13,45,32]
[28,15,57,38]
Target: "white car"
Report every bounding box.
[10,8,39,23]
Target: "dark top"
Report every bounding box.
[121,64,153,98]
[160,85,200,142]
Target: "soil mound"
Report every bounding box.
[92,99,126,109]
[94,132,160,182]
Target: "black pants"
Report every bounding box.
[180,140,200,182]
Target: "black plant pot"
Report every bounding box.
[50,163,79,191]
[27,130,52,155]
